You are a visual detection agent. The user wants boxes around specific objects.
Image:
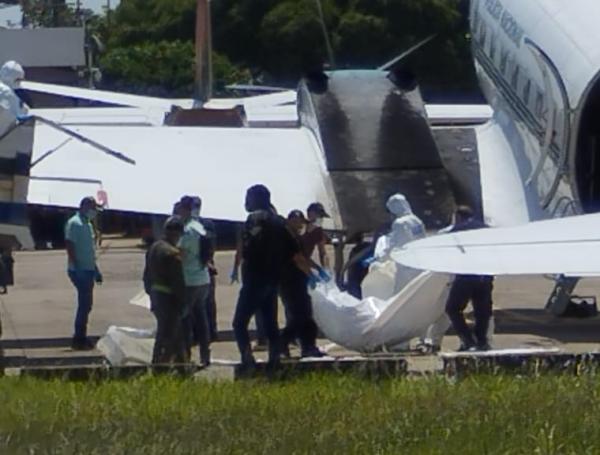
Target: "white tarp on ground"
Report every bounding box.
[96,326,155,366]
[310,271,451,352]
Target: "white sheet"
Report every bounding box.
[310,271,451,352]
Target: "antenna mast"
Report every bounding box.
[195,0,213,104]
[315,0,335,69]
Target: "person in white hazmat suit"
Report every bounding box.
[362,194,427,299]
[310,194,450,353]
[0,61,28,136]
[360,194,450,351]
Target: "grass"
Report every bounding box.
[1,373,600,454]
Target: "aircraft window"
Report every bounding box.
[489,35,497,61]
[511,65,520,89]
[473,10,480,31]
[479,22,487,46]
[535,90,544,118]
[499,48,509,75]
[523,80,531,105]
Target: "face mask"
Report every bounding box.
[313,218,323,228]
[86,209,97,220]
[191,208,200,218]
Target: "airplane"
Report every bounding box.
[0,0,494,254]
[393,0,600,312]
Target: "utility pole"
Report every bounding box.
[195,0,213,105]
[106,0,111,27]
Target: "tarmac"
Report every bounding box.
[2,236,600,379]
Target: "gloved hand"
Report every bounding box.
[17,114,33,123]
[307,274,321,290]
[94,268,103,284]
[360,256,376,268]
[315,267,332,283]
[230,267,239,284]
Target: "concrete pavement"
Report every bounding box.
[2,239,600,372]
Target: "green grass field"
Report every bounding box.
[1,373,600,454]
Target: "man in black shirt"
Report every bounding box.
[232,185,314,368]
[445,206,494,351]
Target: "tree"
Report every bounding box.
[335,11,391,68]
[92,0,481,101]
[258,0,331,81]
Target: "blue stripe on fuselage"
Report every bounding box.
[0,202,28,225]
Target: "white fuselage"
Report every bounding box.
[470,0,600,223]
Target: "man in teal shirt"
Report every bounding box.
[179,196,211,366]
[65,197,102,350]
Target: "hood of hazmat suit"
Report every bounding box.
[364,194,427,300]
[0,61,25,89]
[0,61,28,136]
[375,194,426,260]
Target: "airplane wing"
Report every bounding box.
[23,81,296,111]
[391,213,600,276]
[29,107,166,126]
[21,81,195,110]
[28,122,340,225]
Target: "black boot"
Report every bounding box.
[200,348,211,367]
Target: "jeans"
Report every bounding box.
[232,283,280,364]
[207,274,218,340]
[68,269,95,340]
[183,285,211,363]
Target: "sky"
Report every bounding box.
[0,1,121,28]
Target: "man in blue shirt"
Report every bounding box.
[179,196,212,366]
[65,197,102,350]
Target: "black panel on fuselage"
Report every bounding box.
[299,70,454,232]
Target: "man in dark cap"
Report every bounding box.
[143,216,187,365]
[303,202,331,269]
[232,185,316,369]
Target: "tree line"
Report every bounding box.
[23,0,483,102]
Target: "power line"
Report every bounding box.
[314,0,335,69]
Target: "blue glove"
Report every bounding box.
[307,274,320,290]
[230,267,239,284]
[316,267,331,282]
[17,114,33,123]
[361,256,376,268]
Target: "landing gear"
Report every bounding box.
[545,275,579,316]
